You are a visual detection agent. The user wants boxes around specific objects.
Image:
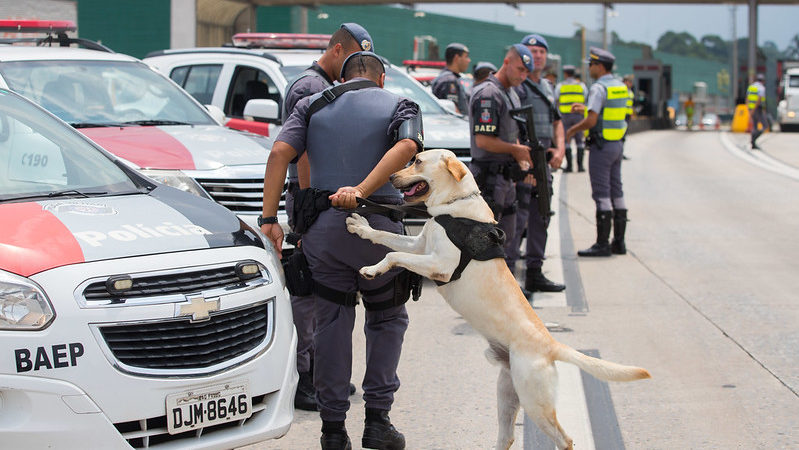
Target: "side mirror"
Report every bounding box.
[204,104,226,125]
[243,99,279,123]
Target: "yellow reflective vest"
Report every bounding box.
[747,83,764,110]
[557,81,586,114]
[592,77,629,141]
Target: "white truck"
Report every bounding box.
[777,67,799,131]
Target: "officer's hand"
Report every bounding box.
[525,174,536,186]
[548,148,564,169]
[512,144,533,169]
[330,186,364,209]
[571,104,585,114]
[262,223,284,259]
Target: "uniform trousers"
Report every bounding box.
[561,113,585,149]
[301,207,408,422]
[285,184,314,375]
[469,161,517,246]
[506,165,553,270]
[588,140,625,211]
[750,106,767,144]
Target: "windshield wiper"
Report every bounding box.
[70,122,134,129]
[123,119,193,126]
[0,189,109,203]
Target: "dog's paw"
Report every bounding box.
[346,213,372,237]
[359,265,382,280]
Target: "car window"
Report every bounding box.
[0,90,139,200]
[169,64,222,105]
[0,60,216,127]
[226,65,281,120]
[790,75,799,88]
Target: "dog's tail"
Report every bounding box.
[554,344,651,382]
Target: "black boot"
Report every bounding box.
[525,267,565,292]
[576,147,585,172]
[564,147,574,172]
[578,211,612,257]
[362,408,405,450]
[294,370,317,411]
[611,209,627,255]
[321,421,352,450]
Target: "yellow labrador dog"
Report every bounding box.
[345,149,650,450]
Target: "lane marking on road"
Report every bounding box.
[556,172,588,313]
[719,132,799,181]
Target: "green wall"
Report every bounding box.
[77,0,169,59]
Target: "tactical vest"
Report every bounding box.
[519,78,554,140]
[470,77,520,162]
[284,66,333,183]
[747,83,764,110]
[306,84,403,199]
[591,77,629,142]
[558,80,586,115]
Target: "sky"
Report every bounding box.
[416,3,799,52]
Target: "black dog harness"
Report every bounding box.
[433,214,506,286]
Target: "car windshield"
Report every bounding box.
[0,60,216,127]
[0,89,140,201]
[280,64,448,116]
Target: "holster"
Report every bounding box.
[360,269,422,311]
[281,248,314,297]
[292,188,333,234]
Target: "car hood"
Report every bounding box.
[79,125,270,171]
[0,188,262,277]
[422,114,470,150]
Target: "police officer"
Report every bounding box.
[262,51,422,450]
[748,73,767,150]
[473,61,497,86]
[565,47,629,257]
[468,44,534,256]
[508,34,565,294]
[556,64,588,172]
[431,43,471,114]
[283,22,373,412]
[621,74,635,160]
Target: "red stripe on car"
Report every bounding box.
[80,127,196,170]
[0,203,85,277]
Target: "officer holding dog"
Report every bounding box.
[566,47,629,257]
[556,64,588,172]
[431,43,471,114]
[262,51,422,450]
[509,34,566,294]
[468,44,534,249]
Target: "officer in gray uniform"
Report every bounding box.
[556,64,588,172]
[566,47,629,257]
[473,61,497,86]
[431,43,471,114]
[282,22,373,412]
[509,34,566,294]
[468,44,534,248]
[261,51,422,450]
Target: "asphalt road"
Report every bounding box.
[246,128,799,449]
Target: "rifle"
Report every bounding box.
[510,105,551,220]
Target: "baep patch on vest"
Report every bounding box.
[433,214,506,286]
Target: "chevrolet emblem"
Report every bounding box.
[176,295,220,322]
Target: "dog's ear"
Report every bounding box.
[445,156,468,182]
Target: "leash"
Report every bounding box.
[338,197,431,220]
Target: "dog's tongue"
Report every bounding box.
[404,182,423,197]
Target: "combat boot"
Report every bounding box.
[321,421,352,450]
[576,147,585,172]
[564,147,574,172]
[611,209,628,255]
[578,211,612,257]
[362,408,405,450]
[525,267,565,292]
[294,370,317,411]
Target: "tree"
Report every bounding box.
[782,33,799,60]
[700,35,728,61]
[657,31,705,58]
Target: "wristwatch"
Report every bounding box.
[257,215,278,226]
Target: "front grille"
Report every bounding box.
[196,177,286,214]
[83,264,263,303]
[98,302,269,370]
[115,393,268,448]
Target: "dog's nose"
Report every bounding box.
[389,174,396,182]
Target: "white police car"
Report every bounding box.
[0,20,289,236]
[0,87,296,448]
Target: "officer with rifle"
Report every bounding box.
[508,34,566,295]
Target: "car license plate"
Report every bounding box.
[166,380,252,434]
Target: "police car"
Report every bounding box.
[0,86,296,448]
[0,20,289,237]
[142,33,470,160]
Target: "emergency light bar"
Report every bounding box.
[232,33,331,50]
[403,60,446,68]
[0,19,76,33]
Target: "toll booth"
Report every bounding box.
[632,57,672,126]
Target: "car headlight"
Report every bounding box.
[0,271,55,331]
[139,169,211,199]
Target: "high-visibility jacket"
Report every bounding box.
[626,88,634,117]
[557,81,586,114]
[592,77,629,141]
[747,82,765,110]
